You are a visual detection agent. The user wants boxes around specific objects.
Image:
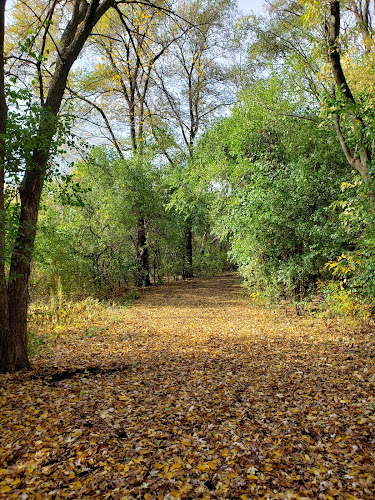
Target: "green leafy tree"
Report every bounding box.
[69,2,186,285]
[194,81,350,298]
[245,0,375,209]
[151,0,238,278]
[242,0,375,300]
[35,146,187,292]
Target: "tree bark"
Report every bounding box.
[136,218,151,287]
[183,225,193,279]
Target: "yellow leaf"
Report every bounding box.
[222,448,229,456]
[207,461,216,470]
[197,463,207,471]
[240,496,248,500]
[0,486,12,493]
[163,464,169,473]
[74,481,82,491]
[171,462,182,470]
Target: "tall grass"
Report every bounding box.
[28,280,140,352]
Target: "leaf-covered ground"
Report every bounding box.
[1,273,375,499]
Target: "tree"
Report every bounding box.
[193,80,350,298]
[245,0,375,209]
[1,0,115,373]
[323,0,375,209]
[70,2,185,285]
[0,0,176,373]
[34,146,195,292]
[152,0,238,277]
[0,0,9,372]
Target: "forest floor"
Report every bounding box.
[1,273,375,499]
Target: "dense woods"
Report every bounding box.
[1,0,375,372]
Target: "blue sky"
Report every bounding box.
[4,0,265,16]
[4,0,266,23]
[237,0,265,14]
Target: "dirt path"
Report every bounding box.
[1,273,375,499]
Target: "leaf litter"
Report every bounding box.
[1,273,374,499]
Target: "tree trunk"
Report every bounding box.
[136,218,151,287]
[5,147,50,371]
[183,225,193,279]
[0,0,10,373]
[328,0,375,211]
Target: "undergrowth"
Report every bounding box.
[243,278,373,328]
[28,284,141,355]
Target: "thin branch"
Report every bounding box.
[36,0,58,105]
[68,87,124,158]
